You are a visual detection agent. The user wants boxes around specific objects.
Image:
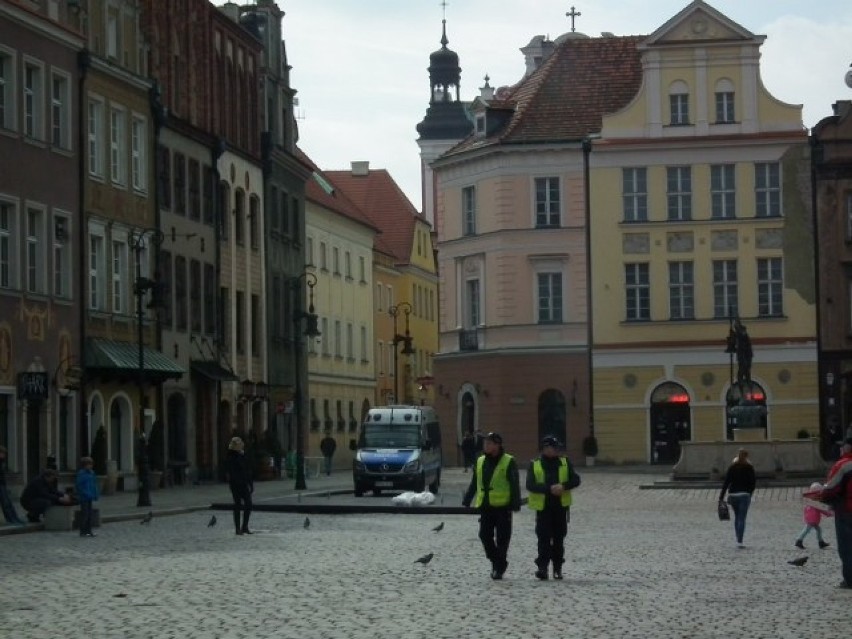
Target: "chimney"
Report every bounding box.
[219,2,240,22]
[351,161,370,176]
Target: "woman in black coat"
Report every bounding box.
[226,437,254,535]
[719,448,757,547]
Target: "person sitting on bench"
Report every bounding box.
[20,468,72,523]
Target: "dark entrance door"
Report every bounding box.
[26,401,41,480]
[538,389,567,446]
[649,382,691,465]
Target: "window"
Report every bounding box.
[219,286,228,348]
[106,7,119,59]
[386,285,393,308]
[321,317,329,355]
[88,229,105,310]
[462,186,476,236]
[280,195,290,235]
[0,50,15,130]
[233,189,244,244]
[713,260,738,319]
[26,206,45,294]
[110,239,127,313]
[847,194,852,242]
[23,60,44,139]
[360,325,367,361]
[0,200,18,289]
[160,250,173,327]
[715,91,735,123]
[51,73,70,148]
[666,167,691,221]
[670,92,689,125]
[235,290,245,353]
[88,99,104,177]
[251,294,260,356]
[535,177,561,228]
[203,167,214,225]
[334,320,341,357]
[218,182,229,239]
[204,263,215,335]
[475,115,485,134]
[157,146,170,209]
[668,262,693,320]
[622,168,647,222]
[537,272,563,323]
[465,279,480,327]
[174,255,187,331]
[109,107,126,185]
[376,283,383,311]
[270,188,279,233]
[306,237,314,266]
[188,159,200,221]
[131,117,146,191]
[757,257,783,317]
[359,256,366,283]
[319,242,327,270]
[249,196,259,249]
[190,260,201,332]
[625,263,650,321]
[345,251,352,279]
[333,247,340,275]
[174,153,186,215]
[291,196,300,236]
[377,341,384,375]
[346,322,353,359]
[711,164,736,219]
[755,162,781,217]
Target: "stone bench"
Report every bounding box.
[43,507,101,532]
[672,439,828,480]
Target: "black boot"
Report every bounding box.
[233,510,242,535]
[241,510,252,535]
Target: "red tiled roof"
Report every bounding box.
[296,148,379,234]
[324,168,427,265]
[445,35,644,156]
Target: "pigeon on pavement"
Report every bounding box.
[140,511,153,525]
[207,515,217,528]
[432,522,444,532]
[788,556,809,567]
[414,553,434,565]
[303,517,310,529]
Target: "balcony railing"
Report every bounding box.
[459,328,479,351]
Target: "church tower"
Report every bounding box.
[416,18,473,227]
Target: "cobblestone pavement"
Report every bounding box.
[1,470,848,639]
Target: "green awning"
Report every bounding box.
[85,338,184,381]
[191,360,238,382]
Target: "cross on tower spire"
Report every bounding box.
[566,5,581,32]
[440,0,448,21]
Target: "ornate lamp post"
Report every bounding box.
[388,302,414,403]
[291,271,320,490]
[129,228,164,508]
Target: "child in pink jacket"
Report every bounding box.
[796,481,833,549]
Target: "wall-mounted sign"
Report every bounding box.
[17,372,48,400]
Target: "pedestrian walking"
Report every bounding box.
[75,456,99,537]
[226,437,254,535]
[320,433,337,476]
[20,468,72,523]
[796,481,832,550]
[461,431,476,473]
[0,446,24,525]
[816,437,852,588]
[462,432,521,580]
[719,448,756,548]
[526,435,580,580]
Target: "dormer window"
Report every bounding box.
[475,114,485,134]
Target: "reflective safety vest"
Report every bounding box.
[474,453,514,508]
[527,457,572,510]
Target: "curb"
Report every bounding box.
[210,502,478,515]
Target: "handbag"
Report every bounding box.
[717,499,730,521]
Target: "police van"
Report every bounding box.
[349,405,442,497]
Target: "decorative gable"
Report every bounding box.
[640,0,760,49]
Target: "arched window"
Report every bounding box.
[538,389,567,446]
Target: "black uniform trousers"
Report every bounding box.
[230,485,252,532]
[535,506,568,570]
[479,508,513,570]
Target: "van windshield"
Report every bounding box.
[360,423,420,448]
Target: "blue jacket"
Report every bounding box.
[75,468,99,502]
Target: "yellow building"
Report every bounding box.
[589,1,816,464]
[327,163,439,409]
[303,156,378,471]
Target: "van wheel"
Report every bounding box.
[372,488,382,496]
[414,473,426,493]
[429,471,440,494]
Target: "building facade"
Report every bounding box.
[590,1,816,464]
[0,0,84,483]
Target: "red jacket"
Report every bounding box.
[820,452,852,514]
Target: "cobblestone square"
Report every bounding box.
[1,471,848,638]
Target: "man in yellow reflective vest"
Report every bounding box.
[526,435,580,580]
[462,432,521,580]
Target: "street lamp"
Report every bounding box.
[291,271,321,490]
[388,302,414,403]
[129,228,165,508]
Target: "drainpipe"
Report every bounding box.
[809,131,825,459]
[212,137,226,480]
[77,48,90,455]
[582,136,595,440]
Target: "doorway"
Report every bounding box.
[26,401,41,480]
[649,382,692,465]
[538,389,567,446]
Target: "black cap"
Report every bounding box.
[541,435,562,449]
[485,432,503,445]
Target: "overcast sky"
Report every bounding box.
[255,1,852,212]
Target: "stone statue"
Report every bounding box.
[732,319,753,388]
